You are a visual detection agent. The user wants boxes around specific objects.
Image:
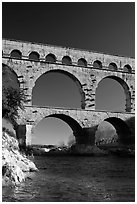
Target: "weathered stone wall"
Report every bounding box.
[17,106,135,145]
[18,106,134,128]
[2,39,135,145]
[2,39,135,69]
[2,39,135,112]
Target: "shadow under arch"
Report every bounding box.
[104,117,131,144]
[32,69,85,109]
[95,75,131,112]
[32,113,83,144]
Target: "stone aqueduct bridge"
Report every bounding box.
[2,39,135,146]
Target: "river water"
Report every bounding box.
[3,155,135,202]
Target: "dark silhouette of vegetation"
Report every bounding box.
[2,64,26,128]
[2,127,16,138]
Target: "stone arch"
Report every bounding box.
[10,49,22,59]
[77,58,87,67]
[32,69,85,109]
[95,117,131,145]
[104,117,131,144]
[29,51,40,61]
[93,60,102,68]
[109,62,117,71]
[46,53,56,63]
[124,64,132,73]
[62,56,72,65]
[95,75,131,112]
[31,113,83,144]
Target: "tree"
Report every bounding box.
[2,64,26,128]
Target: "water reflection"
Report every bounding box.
[3,156,135,202]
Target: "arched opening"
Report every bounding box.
[78,58,87,67]
[10,49,22,59]
[46,53,56,63]
[109,62,117,71]
[95,121,117,145]
[95,76,131,112]
[62,56,72,65]
[32,114,83,146]
[29,51,40,61]
[93,60,102,68]
[95,117,131,145]
[32,69,85,109]
[124,64,132,73]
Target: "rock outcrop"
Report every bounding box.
[2,131,38,186]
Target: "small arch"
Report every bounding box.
[93,60,102,68]
[124,64,132,73]
[109,62,117,71]
[10,49,22,59]
[29,51,40,61]
[77,58,87,67]
[62,56,72,65]
[46,53,56,63]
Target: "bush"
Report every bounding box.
[2,127,16,139]
[2,64,26,127]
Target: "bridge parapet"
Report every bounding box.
[3,39,135,72]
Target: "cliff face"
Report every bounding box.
[2,131,38,186]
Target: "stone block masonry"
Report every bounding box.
[2,39,135,146]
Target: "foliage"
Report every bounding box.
[2,86,26,127]
[2,64,26,128]
[2,127,16,139]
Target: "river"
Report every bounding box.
[2,155,135,202]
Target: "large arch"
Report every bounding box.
[31,113,83,145]
[104,117,131,144]
[32,69,85,109]
[95,76,131,112]
[95,117,132,145]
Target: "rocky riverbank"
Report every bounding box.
[2,130,38,186]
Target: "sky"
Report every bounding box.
[2,2,135,145]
